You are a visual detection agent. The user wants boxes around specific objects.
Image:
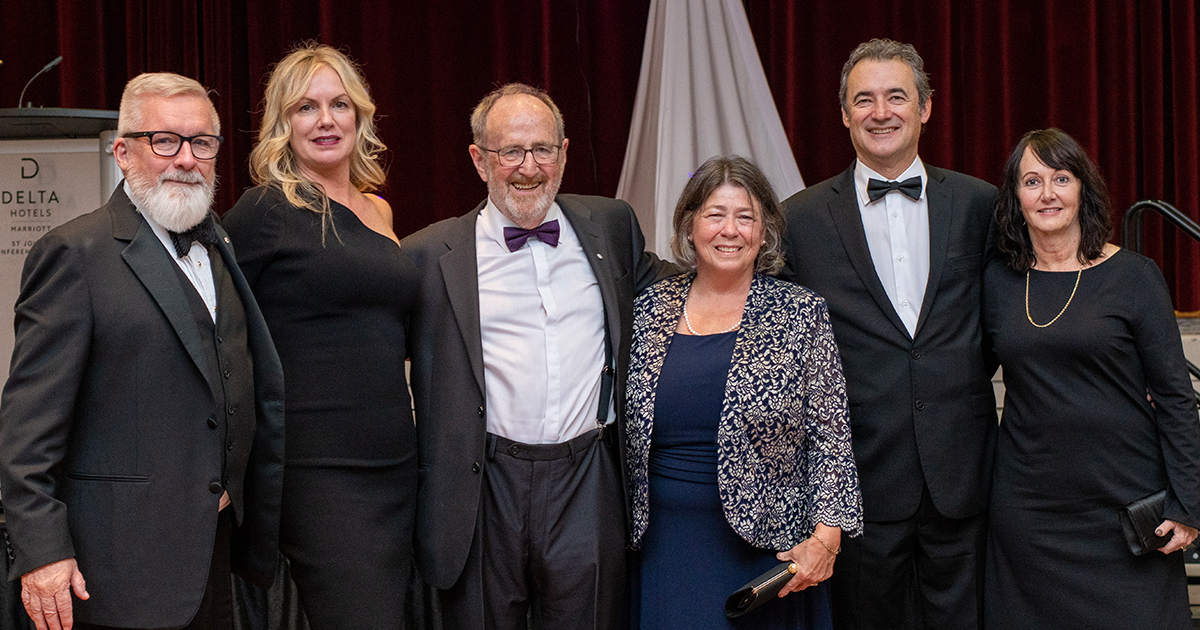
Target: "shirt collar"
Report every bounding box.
[479,197,563,251]
[853,156,928,206]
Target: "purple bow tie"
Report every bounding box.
[503,219,560,252]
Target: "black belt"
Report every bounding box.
[487,428,603,462]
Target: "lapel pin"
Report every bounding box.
[597,253,603,259]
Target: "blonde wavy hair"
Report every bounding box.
[248,42,386,233]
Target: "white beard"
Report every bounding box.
[126,167,216,232]
[485,162,562,227]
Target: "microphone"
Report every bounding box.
[18,55,62,108]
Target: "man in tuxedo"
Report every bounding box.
[779,39,997,629]
[0,73,284,630]
[402,83,667,630]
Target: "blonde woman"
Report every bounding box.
[222,43,416,629]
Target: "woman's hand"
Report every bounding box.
[775,524,841,596]
[1156,519,1198,554]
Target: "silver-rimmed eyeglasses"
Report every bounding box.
[123,131,224,160]
[480,144,561,167]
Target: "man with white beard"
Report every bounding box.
[401,83,670,630]
[0,72,285,630]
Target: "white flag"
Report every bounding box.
[617,0,805,257]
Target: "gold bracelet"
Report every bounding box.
[811,533,839,555]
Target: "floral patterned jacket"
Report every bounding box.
[626,273,863,550]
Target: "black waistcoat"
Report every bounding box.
[171,247,257,516]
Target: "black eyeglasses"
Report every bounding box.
[479,144,562,167]
[123,131,224,160]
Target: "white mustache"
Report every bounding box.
[159,170,206,185]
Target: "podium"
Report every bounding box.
[0,108,117,630]
[0,108,119,384]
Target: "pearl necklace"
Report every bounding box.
[1025,263,1083,328]
[682,296,741,335]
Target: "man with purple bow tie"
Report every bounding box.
[401,83,670,630]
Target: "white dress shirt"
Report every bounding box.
[475,198,612,444]
[126,182,227,510]
[124,181,217,322]
[854,158,930,337]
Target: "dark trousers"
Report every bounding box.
[440,429,627,630]
[76,509,234,630]
[830,486,986,630]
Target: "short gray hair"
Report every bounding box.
[117,72,218,135]
[469,83,565,147]
[838,38,932,113]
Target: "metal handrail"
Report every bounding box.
[1121,199,1200,407]
[1187,359,1200,408]
[1122,199,1200,253]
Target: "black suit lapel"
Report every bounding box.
[558,197,619,357]
[111,193,218,395]
[915,166,951,337]
[826,168,911,339]
[439,209,486,395]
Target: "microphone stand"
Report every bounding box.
[18,56,62,108]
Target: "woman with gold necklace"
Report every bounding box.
[625,156,861,629]
[983,128,1200,629]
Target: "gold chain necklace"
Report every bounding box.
[1025,263,1083,328]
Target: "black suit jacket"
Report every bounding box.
[401,194,666,590]
[0,188,285,627]
[780,164,998,522]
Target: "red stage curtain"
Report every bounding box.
[746,0,1200,310]
[4,0,1199,308]
[4,0,650,242]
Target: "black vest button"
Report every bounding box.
[209,482,223,494]
[207,417,218,429]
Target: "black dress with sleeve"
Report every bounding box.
[222,185,418,629]
[982,248,1200,629]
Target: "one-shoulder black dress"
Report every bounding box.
[982,249,1200,629]
[223,185,418,629]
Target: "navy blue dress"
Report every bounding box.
[633,330,833,630]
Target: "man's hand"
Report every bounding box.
[20,558,89,630]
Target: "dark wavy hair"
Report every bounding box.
[995,128,1112,272]
[670,155,785,275]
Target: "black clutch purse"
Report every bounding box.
[724,562,796,619]
[1119,489,1170,555]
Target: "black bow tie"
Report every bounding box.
[168,215,219,257]
[503,219,561,252]
[867,176,923,202]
